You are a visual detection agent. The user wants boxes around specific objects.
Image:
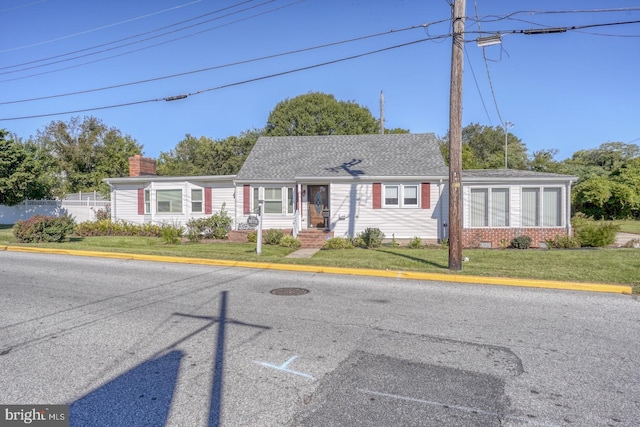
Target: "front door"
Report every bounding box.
[308,185,329,228]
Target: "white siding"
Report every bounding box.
[111,180,236,228]
[235,183,296,231]
[330,182,443,239]
[112,184,145,224]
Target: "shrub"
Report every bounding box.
[161,223,183,245]
[574,222,620,247]
[550,234,581,249]
[510,235,532,249]
[74,219,163,237]
[210,203,233,239]
[322,237,354,250]
[184,203,233,240]
[440,238,449,249]
[572,214,620,247]
[356,227,385,248]
[279,235,301,249]
[264,229,284,245]
[14,214,76,243]
[407,236,422,249]
[94,204,111,221]
[246,231,257,243]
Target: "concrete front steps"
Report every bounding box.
[296,229,334,248]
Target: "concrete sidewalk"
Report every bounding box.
[3,245,633,295]
[614,232,640,247]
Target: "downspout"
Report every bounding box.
[295,183,302,237]
[439,179,445,241]
[566,181,573,236]
[233,187,238,231]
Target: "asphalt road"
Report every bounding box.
[0,251,638,426]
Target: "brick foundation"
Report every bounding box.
[462,228,571,248]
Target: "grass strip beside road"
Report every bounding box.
[1,231,638,293]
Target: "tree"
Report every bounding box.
[573,176,640,219]
[35,116,143,195]
[568,143,640,219]
[560,141,640,183]
[265,92,379,136]
[438,123,529,169]
[0,130,46,205]
[157,129,260,176]
[530,149,562,173]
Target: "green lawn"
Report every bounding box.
[1,224,638,293]
[612,219,640,234]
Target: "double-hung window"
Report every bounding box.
[252,186,294,215]
[383,184,419,208]
[191,189,203,213]
[384,185,399,206]
[156,189,182,213]
[144,189,151,214]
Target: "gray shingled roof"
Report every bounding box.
[462,169,577,180]
[236,133,448,180]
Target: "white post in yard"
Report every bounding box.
[257,199,264,255]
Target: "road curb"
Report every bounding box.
[4,245,632,295]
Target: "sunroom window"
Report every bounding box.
[522,187,562,227]
[469,187,509,227]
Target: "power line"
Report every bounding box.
[0,0,203,54]
[465,19,640,39]
[464,46,492,124]
[0,24,424,105]
[0,36,444,121]
[469,7,640,25]
[472,0,504,126]
[0,0,302,84]
[0,0,48,14]
[0,0,279,76]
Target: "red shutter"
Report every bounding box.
[372,183,381,209]
[137,188,145,215]
[204,187,213,214]
[243,185,250,214]
[421,182,431,209]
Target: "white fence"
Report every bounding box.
[0,200,110,224]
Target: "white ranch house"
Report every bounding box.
[104,134,577,248]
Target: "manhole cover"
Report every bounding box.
[270,287,309,296]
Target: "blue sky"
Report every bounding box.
[1,0,638,162]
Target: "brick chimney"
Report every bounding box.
[129,154,157,177]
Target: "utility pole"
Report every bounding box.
[379,90,385,134]
[448,0,465,271]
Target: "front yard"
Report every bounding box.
[1,224,638,293]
